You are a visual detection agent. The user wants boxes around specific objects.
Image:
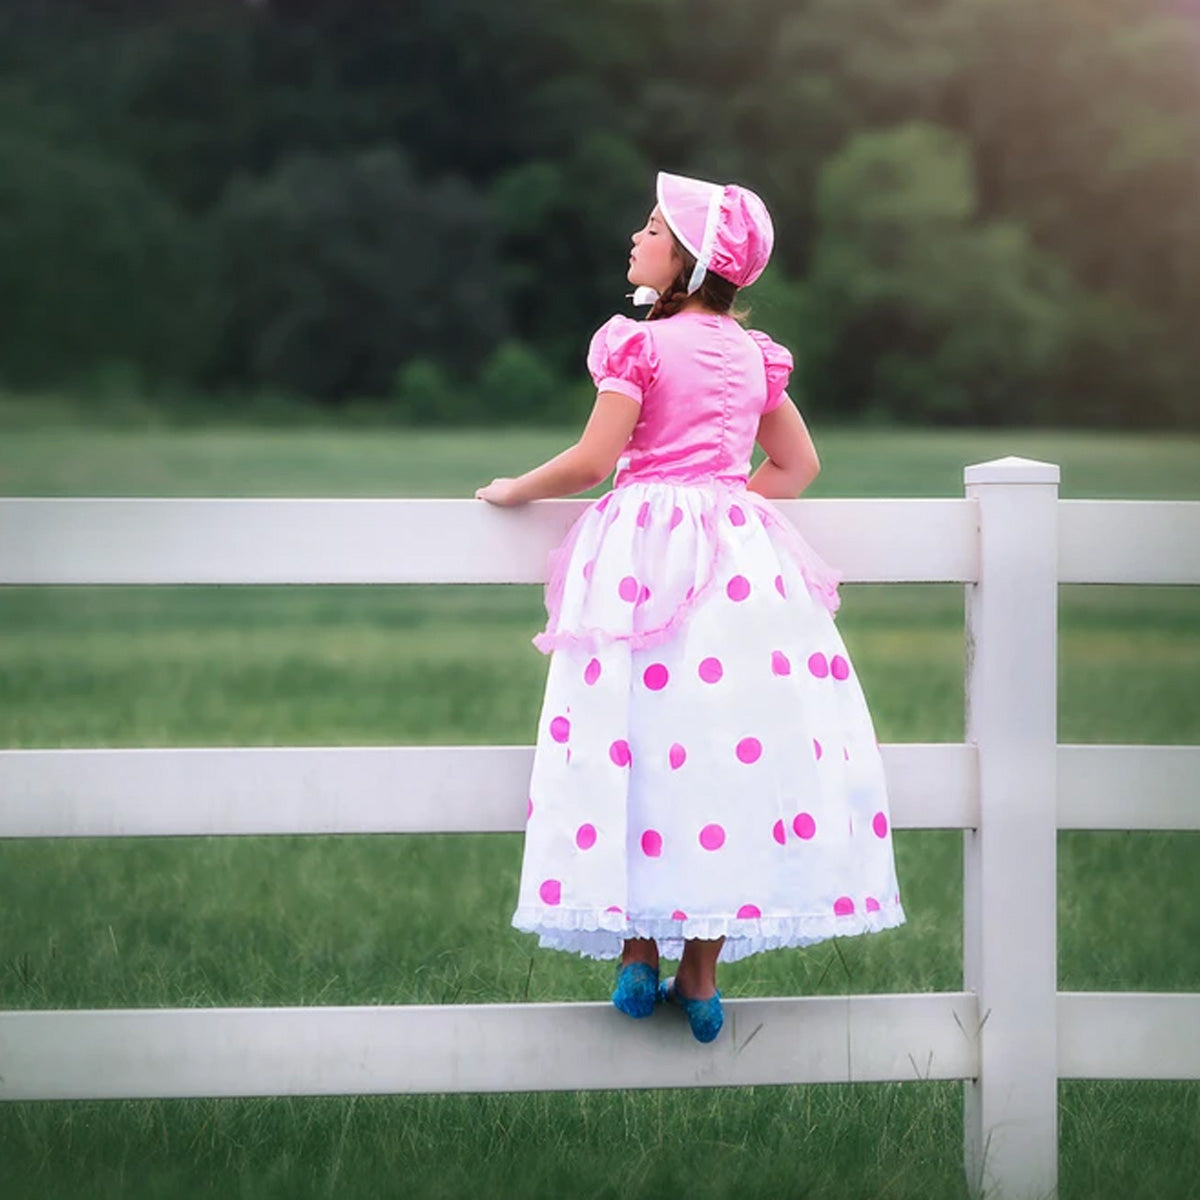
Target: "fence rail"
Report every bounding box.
[4,992,1195,1103]
[3,494,1198,586]
[2,456,1197,1200]
[2,744,1196,839]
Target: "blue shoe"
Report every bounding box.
[660,976,724,1043]
[611,962,660,1019]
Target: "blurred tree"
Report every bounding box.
[213,147,507,400]
[0,0,1196,424]
[492,133,650,374]
[478,341,564,425]
[392,358,481,426]
[0,130,217,390]
[953,0,1200,417]
[803,123,1074,424]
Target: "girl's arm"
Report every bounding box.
[748,396,821,500]
[475,391,641,506]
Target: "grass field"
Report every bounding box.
[1,419,1198,1198]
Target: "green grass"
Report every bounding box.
[2,419,1198,499]
[1,420,1198,1198]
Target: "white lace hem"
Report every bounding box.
[511,903,906,963]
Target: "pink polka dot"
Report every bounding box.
[808,652,829,678]
[843,746,850,761]
[527,797,533,820]
[737,904,762,919]
[834,896,855,916]
[865,897,881,913]
[831,655,850,681]
[669,506,684,530]
[872,811,889,839]
[671,909,688,920]
[699,823,726,851]
[576,823,597,850]
[606,905,623,914]
[774,574,787,598]
[539,879,561,906]
[637,501,651,528]
[771,650,791,676]
[736,737,762,764]
[549,716,570,743]
[772,819,786,845]
[584,657,602,686]
[726,574,751,602]
[643,662,669,690]
[698,656,724,684]
[728,504,746,527]
[566,747,572,764]
[582,560,595,582]
[792,812,816,840]
[637,584,651,604]
[609,739,631,767]
[596,493,613,513]
[641,829,663,857]
[813,738,823,760]
[669,743,687,770]
[618,575,639,602]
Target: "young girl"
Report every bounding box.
[476,172,904,1043]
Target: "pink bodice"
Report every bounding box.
[586,312,793,486]
[533,312,839,657]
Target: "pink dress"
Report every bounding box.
[511,311,905,962]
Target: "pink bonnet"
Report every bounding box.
[656,170,774,293]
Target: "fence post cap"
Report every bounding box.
[963,456,1061,487]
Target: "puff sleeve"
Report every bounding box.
[586,315,658,404]
[747,329,795,414]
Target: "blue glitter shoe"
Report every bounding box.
[660,976,724,1043]
[611,962,660,1019]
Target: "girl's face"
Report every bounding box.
[628,206,684,294]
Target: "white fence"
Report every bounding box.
[1,454,1198,1200]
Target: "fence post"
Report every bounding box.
[962,456,1060,1200]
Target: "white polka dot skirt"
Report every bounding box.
[512,482,906,963]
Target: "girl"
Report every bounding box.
[476,172,904,1043]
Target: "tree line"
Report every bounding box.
[2,0,1198,427]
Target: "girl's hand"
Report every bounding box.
[475,478,525,506]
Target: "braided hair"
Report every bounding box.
[647,237,745,322]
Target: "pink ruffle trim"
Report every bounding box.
[532,480,842,657]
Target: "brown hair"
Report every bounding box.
[647,234,747,322]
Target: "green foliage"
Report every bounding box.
[392,359,480,427]
[0,0,1198,425]
[0,130,218,391]
[478,341,566,424]
[212,147,507,401]
[803,123,1075,424]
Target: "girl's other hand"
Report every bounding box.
[475,478,524,506]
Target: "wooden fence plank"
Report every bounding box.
[1058,993,1200,1080]
[0,744,976,838]
[1059,500,1200,585]
[0,497,978,585]
[1058,745,1200,830]
[0,993,979,1101]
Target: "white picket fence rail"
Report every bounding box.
[1,455,1198,1200]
